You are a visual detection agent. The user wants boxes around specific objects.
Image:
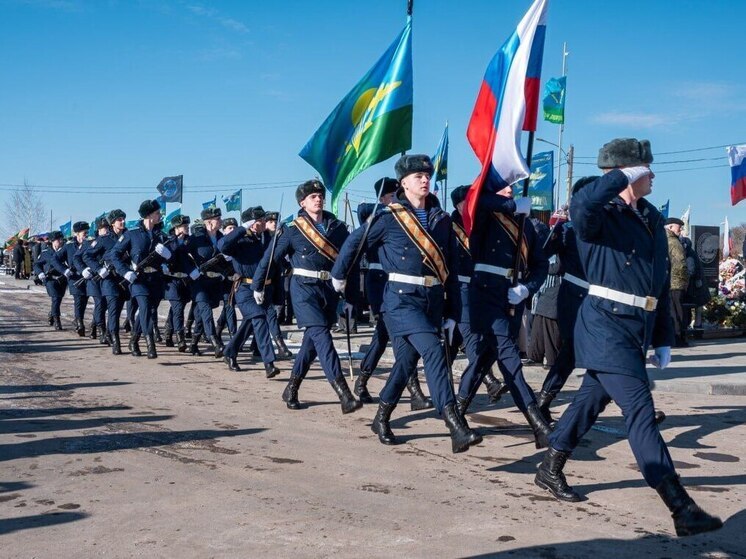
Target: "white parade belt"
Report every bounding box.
[368,263,384,271]
[457,275,471,284]
[473,263,514,279]
[293,268,331,280]
[563,273,589,290]
[141,267,158,274]
[588,284,658,312]
[205,271,224,279]
[388,272,441,287]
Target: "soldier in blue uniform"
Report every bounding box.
[219,206,280,377]
[34,231,67,330]
[534,138,721,537]
[263,211,293,360]
[52,221,90,336]
[352,178,432,410]
[464,180,552,448]
[253,180,361,415]
[162,213,192,353]
[184,207,227,358]
[84,209,129,355]
[332,155,481,453]
[77,216,111,345]
[215,217,239,341]
[110,199,171,359]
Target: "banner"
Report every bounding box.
[156,175,183,204]
[513,150,553,210]
[691,225,721,289]
[542,76,566,124]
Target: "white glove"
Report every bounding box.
[98,266,109,278]
[508,283,530,304]
[161,263,170,274]
[223,254,233,262]
[443,318,457,345]
[254,290,265,305]
[332,277,346,293]
[155,243,172,260]
[124,271,137,284]
[620,166,651,185]
[189,269,201,281]
[64,268,73,278]
[514,197,532,216]
[649,346,671,369]
[38,272,46,281]
[242,220,256,230]
[82,268,93,280]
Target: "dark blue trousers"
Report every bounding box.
[72,294,89,323]
[550,370,676,488]
[379,332,454,414]
[106,295,124,334]
[266,304,282,340]
[91,296,105,327]
[291,325,342,383]
[359,315,389,374]
[50,295,63,318]
[126,299,136,327]
[224,304,275,363]
[195,301,216,338]
[168,299,186,333]
[541,339,576,396]
[216,295,237,336]
[456,322,487,400]
[132,294,160,337]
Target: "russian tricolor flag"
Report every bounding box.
[463,0,548,233]
[728,145,746,206]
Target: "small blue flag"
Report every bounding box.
[125,219,139,230]
[156,175,183,204]
[659,200,669,219]
[512,151,554,211]
[202,196,217,210]
[432,123,449,186]
[281,213,294,226]
[59,220,72,238]
[155,195,167,216]
[165,207,181,227]
[223,190,242,212]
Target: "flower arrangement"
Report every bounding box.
[703,258,746,329]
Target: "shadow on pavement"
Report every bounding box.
[0,405,133,420]
[0,414,174,435]
[0,512,88,536]
[0,382,132,395]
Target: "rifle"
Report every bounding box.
[199,253,231,276]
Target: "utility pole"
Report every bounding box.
[566,144,574,204]
[556,42,569,211]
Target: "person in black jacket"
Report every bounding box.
[13,240,25,279]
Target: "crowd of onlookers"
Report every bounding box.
[2,238,42,279]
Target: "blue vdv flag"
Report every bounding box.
[59,220,72,238]
[432,122,449,186]
[155,195,167,216]
[512,150,554,211]
[125,219,139,230]
[165,207,181,227]
[660,200,670,219]
[223,190,242,212]
[156,175,183,204]
[202,196,217,210]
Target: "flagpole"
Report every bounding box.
[509,131,536,316]
[555,42,568,211]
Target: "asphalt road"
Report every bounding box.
[1,278,744,558]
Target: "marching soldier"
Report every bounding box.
[332,155,481,453]
[216,217,239,340]
[78,216,111,345]
[264,211,293,359]
[110,199,170,359]
[353,178,432,410]
[52,221,90,336]
[253,180,361,415]
[448,185,509,413]
[219,206,280,377]
[162,214,193,352]
[184,207,226,358]
[33,231,67,330]
[534,138,722,537]
[464,179,553,448]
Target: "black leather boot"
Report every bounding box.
[76,319,85,337]
[154,326,163,344]
[407,374,433,411]
[48,313,54,326]
[177,332,187,353]
[282,375,303,410]
[89,322,97,339]
[129,333,142,357]
[534,447,582,502]
[98,325,109,345]
[537,390,556,426]
[354,371,374,404]
[54,316,63,331]
[189,334,202,356]
[273,336,293,360]
[145,334,157,359]
[443,403,481,453]
[210,335,224,358]
[224,355,241,372]
[330,376,362,414]
[483,371,509,402]
[371,401,397,445]
[656,474,722,537]
[111,333,122,355]
[524,402,553,449]
[456,394,473,417]
[264,362,280,379]
[655,409,667,424]
[164,331,174,347]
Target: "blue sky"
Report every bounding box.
[1,0,744,234]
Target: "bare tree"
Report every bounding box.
[730,223,746,258]
[2,180,48,239]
